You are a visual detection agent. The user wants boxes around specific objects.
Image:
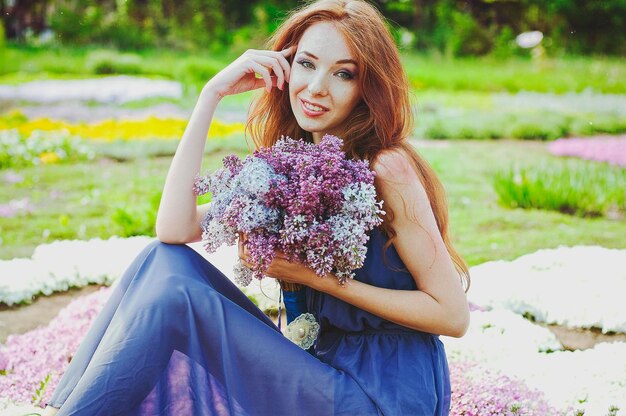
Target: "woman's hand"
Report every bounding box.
[204,47,294,100]
[237,233,321,287]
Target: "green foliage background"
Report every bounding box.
[2,0,625,56]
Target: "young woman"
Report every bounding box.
[43,0,470,414]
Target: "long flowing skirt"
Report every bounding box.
[47,240,380,415]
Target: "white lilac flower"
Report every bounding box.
[341,182,385,225]
[235,195,281,233]
[233,158,283,196]
[200,219,237,253]
[328,215,369,280]
[232,260,254,287]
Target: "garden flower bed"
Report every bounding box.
[0,237,624,414]
[0,237,279,311]
[0,76,183,104]
[549,135,626,168]
[0,111,245,142]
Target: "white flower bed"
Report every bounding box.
[441,310,626,414]
[0,76,183,104]
[493,91,626,116]
[468,245,626,333]
[0,237,280,311]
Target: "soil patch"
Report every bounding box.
[0,285,104,344]
[539,323,626,350]
[1,289,624,350]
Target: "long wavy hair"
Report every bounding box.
[246,0,470,291]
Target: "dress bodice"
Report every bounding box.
[306,226,419,334]
[303,227,451,414]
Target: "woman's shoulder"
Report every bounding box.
[371,147,427,199]
[371,147,415,184]
[370,146,433,225]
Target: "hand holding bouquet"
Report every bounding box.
[193,134,384,289]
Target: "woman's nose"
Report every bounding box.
[307,74,328,96]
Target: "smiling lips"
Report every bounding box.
[300,98,329,117]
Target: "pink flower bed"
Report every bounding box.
[0,287,112,406]
[548,136,626,168]
[449,360,566,415]
[1,290,561,413]
[0,198,34,218]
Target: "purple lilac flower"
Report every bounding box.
[193,134,384,286]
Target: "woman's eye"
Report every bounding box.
[337,71,354,80]
[297,60,314,69]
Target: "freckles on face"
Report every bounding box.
[288,21,362,141]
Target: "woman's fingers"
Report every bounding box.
[253,55,286,90]
[205,47,294,97]
[247,48,293,86]
[238,244,252,268]
[248,61,273,92]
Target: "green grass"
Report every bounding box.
[4,44,626,94]
[493,160,625,217]
[413,139,626,265]
[2,139,624,266]
[0,145,250,259]
[402,54,626,94]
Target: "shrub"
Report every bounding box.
[570,114,626,137]
[112,191,161,237]
[491,26,517,59]
[85,50,144,75]
[421,113,510,140]
[493,160,626,218]
[176,59,223,94]
[508,114,570,141]
[418,109,626,141]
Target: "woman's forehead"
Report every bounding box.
[297,22,356,64]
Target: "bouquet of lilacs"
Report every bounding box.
[193,134,384,289]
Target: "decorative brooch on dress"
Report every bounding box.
[285,313,320,350]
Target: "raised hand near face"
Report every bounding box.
[204,47,295,99]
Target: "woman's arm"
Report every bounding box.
[156,48,294,244]
[323,149,469,337]
[155,89,219,243]
[257,148,470,337]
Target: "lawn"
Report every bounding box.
[3,137,624,265]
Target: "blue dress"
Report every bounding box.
[47,228,451,415]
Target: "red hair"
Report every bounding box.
[246,0,470,291]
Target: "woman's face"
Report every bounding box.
[289,21,362,143]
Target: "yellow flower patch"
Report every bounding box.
[0,111,245,141]
[39,151,61,164]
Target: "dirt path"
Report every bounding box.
[0,285,103,344]
[0,285,285,345]
[1,288,624,349]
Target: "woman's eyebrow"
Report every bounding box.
[300,50,357,65]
